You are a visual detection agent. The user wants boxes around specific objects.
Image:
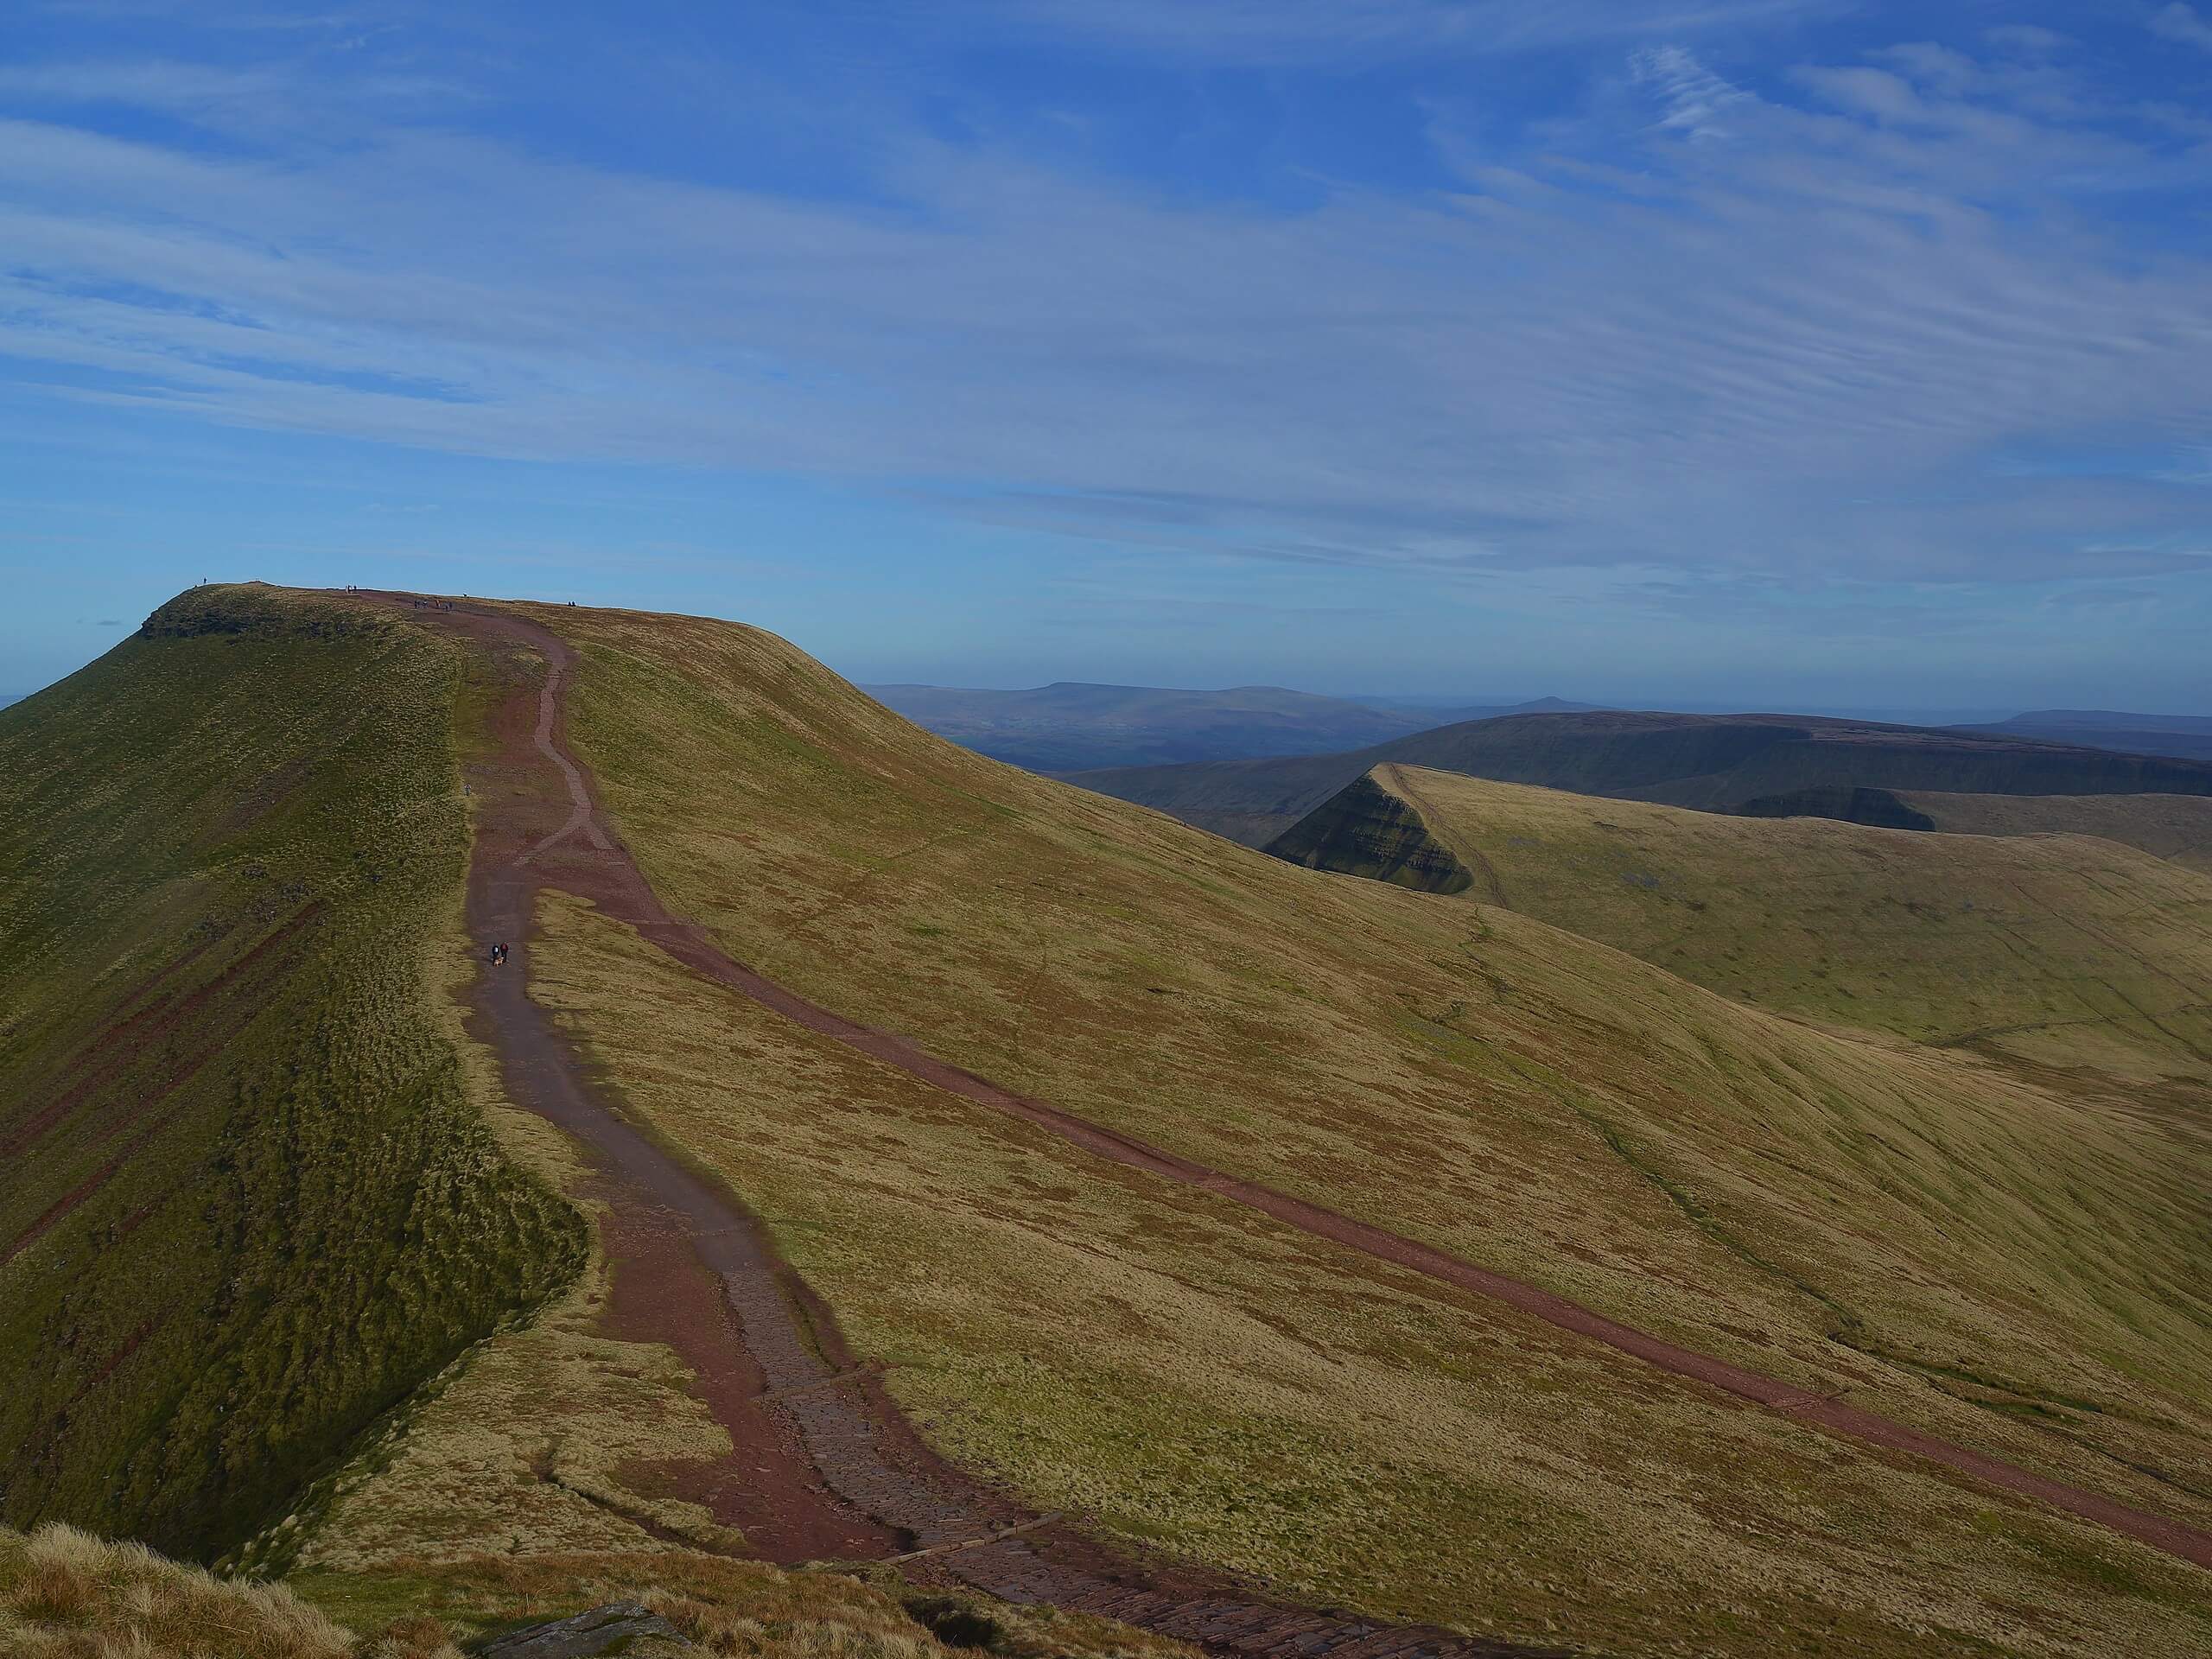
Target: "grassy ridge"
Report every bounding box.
[1323,764,2212,1084]
[493,601,2210,1657]
[1903,790,2212,875]
[0,586,582,1563]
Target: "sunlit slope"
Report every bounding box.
[0,586,580,1563]
[510,602,2211,1654]
[1280,763,2212,1085]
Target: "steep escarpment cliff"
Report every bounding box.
[1266,770,1477,894]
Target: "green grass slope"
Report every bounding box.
[481,600,2210,1659]
[1281,764,2212,1088]
[0,586,582,1565]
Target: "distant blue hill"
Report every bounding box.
[1955,710,2212,765]
[861,681,1600,772]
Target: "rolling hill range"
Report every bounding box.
[1071,709,2212,847]
[859,682,1590,772]
[1271,764,2212,1088]
[1958,710,2212,765]
[5,587,2211,1659]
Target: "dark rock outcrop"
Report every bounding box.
[476,1601,689,1658]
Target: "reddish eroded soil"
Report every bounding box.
[376,590,2205,1656]
[594,1191,898,1563]
[3,902,321,1160]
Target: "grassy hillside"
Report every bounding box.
[483,600,2209,1659]
[1072,709,2212,848]
[1902,791,2212,875]
[1278,765,2212,1087]
[0,586,582,1563]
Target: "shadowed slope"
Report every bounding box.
[0,587,582,1562]
[1268,771,1478,895]
[466,600,2210,1659]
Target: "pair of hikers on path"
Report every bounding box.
[488,941,510,967]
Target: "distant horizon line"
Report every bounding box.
[856,681,2212,724]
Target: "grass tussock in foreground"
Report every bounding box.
[0,1524,368,1659]
[1,1526,1194,1659]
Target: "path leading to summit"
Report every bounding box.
[403,593,1554,1659]
[391,592,2209,1641]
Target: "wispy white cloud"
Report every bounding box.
[1985,24,2070,56]
[1631,43,1754,137]
[3,9,2212,632]
[980,0,1827,62]
[0,58,289,109]
[2149,3,2212,53]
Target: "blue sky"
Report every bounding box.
[5,2,2212,710]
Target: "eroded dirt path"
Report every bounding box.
[389,591,2206,1651]
[400,594,1552,1659]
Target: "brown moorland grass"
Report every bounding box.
[501,887,2200,1659]
[4,1526,1187,1659]
[386,600,2212,1656]
[0,1522,392,1659]
[1348,763,2212,1085]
